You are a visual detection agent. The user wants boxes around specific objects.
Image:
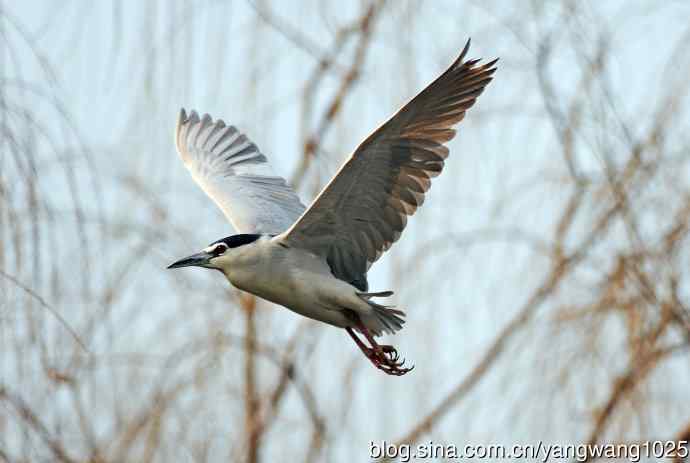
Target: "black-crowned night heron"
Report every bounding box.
[169,40,497,376]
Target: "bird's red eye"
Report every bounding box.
[214,244,227,255]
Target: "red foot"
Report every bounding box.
[346,323,413,376]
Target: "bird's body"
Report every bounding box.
[219,235,358,329]
[197,234,402,334]
[168,39,497,375]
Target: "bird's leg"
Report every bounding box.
[346,327,373,358]
[345,321,413,376]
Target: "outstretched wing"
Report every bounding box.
[281,40,497,290]
[175,109,306,234]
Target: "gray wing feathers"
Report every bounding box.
[175,109,306,234]
[282,40,497,290]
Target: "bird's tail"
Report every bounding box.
[358,290,394,299]
[357,291,405,336]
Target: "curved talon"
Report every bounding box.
[380,345,405,365]
[346,324,413,376]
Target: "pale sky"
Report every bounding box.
[3,1,690,460]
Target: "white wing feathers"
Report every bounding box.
[175,109,306,234]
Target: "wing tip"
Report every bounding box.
[452,38,500,73]
[451,38,471,68]
[177,108,224,128]
[462,37,471,58]
[175,108,198,157]
[176,108,221,154]
[175,109,198,147]
[175,108,188,153]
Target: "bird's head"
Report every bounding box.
[167,234,262,271]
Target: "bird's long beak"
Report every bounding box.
[167,251,212,269]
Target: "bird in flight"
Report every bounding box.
[169,40,497,376]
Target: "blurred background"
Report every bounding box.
[2,1,690,461]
